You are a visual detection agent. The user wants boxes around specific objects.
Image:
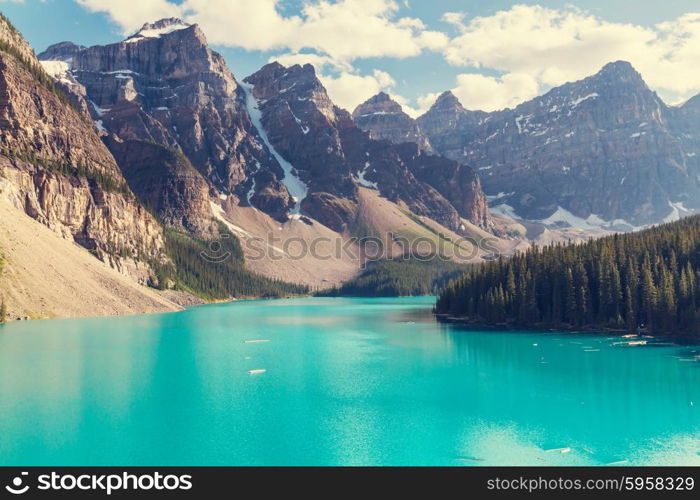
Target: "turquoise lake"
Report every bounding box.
[0,296,698,466]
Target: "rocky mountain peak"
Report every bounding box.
[595,60,644,84]
[432,90,465,112]
[126,18,192,42]
[352,92,432,152]
[37,18,296,223]
[681,93,700,113]
[37,41,85,61]
[415,60,699,228]
[247,62,326,99]
[416,90,486,158]
[245,62,338,123]
[352,92,403,117]
[242,61,491,232]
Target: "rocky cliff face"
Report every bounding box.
[244,62,491,232]
[38,19,492,235]
[352,92,432,152]
[0,15,167,282]
[418,62,700,228]
[669,95,700,198]
[106,138,215,235]
[416,91,486,160]
[39,18,293,222]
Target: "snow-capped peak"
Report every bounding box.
[125,18,191,43]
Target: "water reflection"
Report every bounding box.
[0,297,698,465]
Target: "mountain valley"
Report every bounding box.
[0,13,697,319]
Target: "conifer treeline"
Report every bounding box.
[436,215,700,337]
[154,226,308,300]
[319,257,471,297]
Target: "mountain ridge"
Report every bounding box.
[39,22,493,236]
[355,60,700,230]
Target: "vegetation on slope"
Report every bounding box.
[0,13,80,111]
[154,224,308,300]
[436,215,700,337]
[319,257,471,297]
[0,148,132,196]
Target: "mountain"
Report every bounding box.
[39,19,493,237]
[416,91,486,158]
[0,14,315,321]
[0,13,194,318]
[352,92,432,152]
[0,14,167,282]
[38,18,295,223]
[416,62,700,229]
[436,214,700,338]
[105,137,214,235]
[243,62,491,233]
[29,17,509,294]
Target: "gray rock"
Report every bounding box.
[352,92,432,152]
[418,61,700,227]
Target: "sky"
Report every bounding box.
[1,0,700,116]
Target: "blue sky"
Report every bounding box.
[2,1,700,115]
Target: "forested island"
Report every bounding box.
[436,215,700,337]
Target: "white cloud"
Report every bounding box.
[76,0,445,63]
[76,0,182,34]
[73,1,700,112]
[412,72,540,114]
[319,69,396,112]
[416,92,441,115]
[441,5,700,108]
[451,72,540,112]
[441,11,467,31]
[268,52,391,113]
[269,52,353,74]
[77,0,440,114]
[180,0,299,52]
[391,94,423,118]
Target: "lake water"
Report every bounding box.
[0,297,698,466]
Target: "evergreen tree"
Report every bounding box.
[435,215,700,338]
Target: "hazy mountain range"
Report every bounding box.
[356,62,700,231]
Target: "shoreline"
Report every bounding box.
[434,313,700,345]
[0,291,314,324]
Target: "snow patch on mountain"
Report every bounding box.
[126,20,190,43]
[354,162,379,189]
[491,202,641,232]
[287,105,309,134]
[241,82,308,214]
[537,207,641,231]
[570,93,599,108]
[489,203,520,220]
[663,201,695,223]
[40,60,72,83]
